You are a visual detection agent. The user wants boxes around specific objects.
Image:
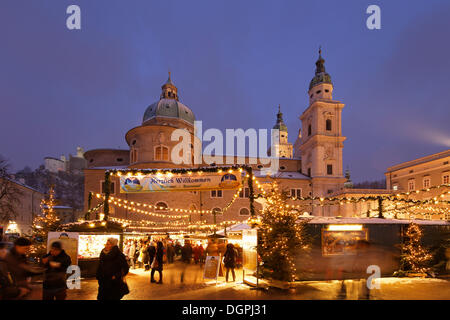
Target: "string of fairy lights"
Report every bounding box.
[109,216,241,232]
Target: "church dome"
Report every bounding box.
[142,72,195,126]
[143,99,195,125]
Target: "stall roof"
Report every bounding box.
[217,223,251,235]
[300,217,450,226]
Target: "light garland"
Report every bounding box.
[94,193,212,214]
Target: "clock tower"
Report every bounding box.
[298,49,346,215]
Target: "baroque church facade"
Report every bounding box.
[84,50,352,225]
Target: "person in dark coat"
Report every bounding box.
[223,243,237,282]
[174,242,182,257]
[151,241,164,284]
[3,237,38,290]
[166,243,175,264]
[181,242,192,264]
[0,242,30,300]
[96,238,129,300]
[41,241,71,300]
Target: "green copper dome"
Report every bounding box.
[309,48,333,90]
[143,99,195,125]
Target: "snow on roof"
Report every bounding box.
[43,205,73,209]
[216,223,251,235]
[4,178,43,194]
[300,216,450,226]
[255,171,310,180]
[89,166,129,170]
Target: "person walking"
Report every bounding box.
[181,242,192,264]
[41,241,71,300]
[150,241,164,284]
[129,241,137,269]
[96,238,129,300]
[175,241,182,257]
[0,242,30,300]
[147,241,156,272]
[223,243,237,282]
[4,237,38,291]
[166,242,175,264]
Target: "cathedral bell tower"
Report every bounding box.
[298,49,346,214]
[269,105,293,158]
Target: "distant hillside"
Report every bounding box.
[353,179,386,189]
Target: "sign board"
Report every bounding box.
[242,229,258,273]
[203,255,221,280]
[120,172,242,193]
[47,232,79,265]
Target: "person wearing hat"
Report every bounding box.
[41,241,71,300]
[3,237,36,291]
[0,241,30,300]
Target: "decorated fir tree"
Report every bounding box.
[257,183,310,282]
[30,186,61,259]
[399,222,432,275]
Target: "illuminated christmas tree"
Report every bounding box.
[399,222,432,275]
[30,186,61,259]
[257,182,310,282]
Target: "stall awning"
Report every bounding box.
[216,223,251,235]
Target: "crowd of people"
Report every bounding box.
[0,236,243,300]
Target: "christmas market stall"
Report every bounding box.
[59,220,125,277]
[297,217,450,280]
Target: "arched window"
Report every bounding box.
[326,119,332,131]
[239,208,250,216]
[155,202,168,211]
[155,145,169,161]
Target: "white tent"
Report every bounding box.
[216,223,251,235]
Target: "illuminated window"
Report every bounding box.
[239,187,250,198]
[408,180,415,191]
[443,173,450,185]
[155,145,169,161]
[423,177,431,189]
[290,188,302,198]
[211,190,223,198]
[393,185,398,191]
[239,208,250,216]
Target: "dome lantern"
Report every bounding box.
[142,73,195,126]
[160,71,179,101]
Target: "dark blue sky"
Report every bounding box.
[1,0,449,182]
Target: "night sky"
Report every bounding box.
[1,0,449,182]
